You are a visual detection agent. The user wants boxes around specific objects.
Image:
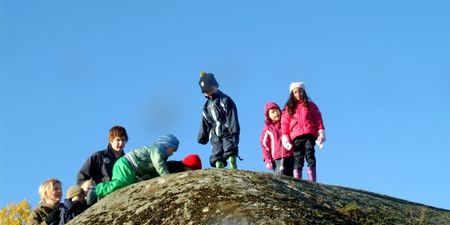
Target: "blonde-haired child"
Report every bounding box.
[28,178,63,225]
[59,185,88,223]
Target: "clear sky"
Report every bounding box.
[1,1,449,210]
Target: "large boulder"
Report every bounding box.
[68,169,450,225]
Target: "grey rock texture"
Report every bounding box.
[68,169,450,225]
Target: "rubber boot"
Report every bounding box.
[228,156,237,170]
[86,188,97,206]
[215,161,224,169]
[293,168,302,179]
[307,167,316,182]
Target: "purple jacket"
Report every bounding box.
[281,100,325,140]
[260,102,294,163]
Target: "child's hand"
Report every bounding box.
[315,140,324,149]
[318,129,326,142]
[282,135,293,150]
[198,138,208,145]
[265,162,273,170]
[316,130,326,149]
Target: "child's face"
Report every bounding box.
[268,108,281,122]
[203,87,218,98]
[166,147,176,157]
[48,183,62,203]
[110,136,127,152]
[72,194,85,203]
[292,87,303,101]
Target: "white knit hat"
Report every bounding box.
[289,82,305,92]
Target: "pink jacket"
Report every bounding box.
[281,100,325,140]
[260,102,294,163]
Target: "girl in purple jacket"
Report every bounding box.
[281,82,326,181]
[260,102,295,176]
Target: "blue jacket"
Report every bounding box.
[58,199,88,224]
[198,90,240,144]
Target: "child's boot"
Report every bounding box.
[293,168,302,179]
[215,161,224,169]
[86,188,97,206]
[228,156,238,169]
[307,167,316,182]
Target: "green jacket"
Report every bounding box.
[124,143,170,179]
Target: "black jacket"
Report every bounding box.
[198,90,240,144]
[76,145,124,185]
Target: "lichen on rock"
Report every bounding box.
[68,169,450,225]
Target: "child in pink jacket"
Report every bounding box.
[260,102,295,176]
[281,82,326,181]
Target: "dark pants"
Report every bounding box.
[274,157,295,177]
[293,134,317,169]
[210,135,239,167]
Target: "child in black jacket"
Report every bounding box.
[198,72,241,169]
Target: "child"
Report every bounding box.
[166,154,203,173]
[281,82,326,182]
[260,102,295,176]
[95,134,179,199]
[77,126,129,185]
[197,72,241,169]
[59,185,88,224]
[28,178,63,225]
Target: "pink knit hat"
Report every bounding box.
[289,82,305,92]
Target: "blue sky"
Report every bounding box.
[1,1,449,210]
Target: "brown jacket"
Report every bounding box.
[28,202,61,225]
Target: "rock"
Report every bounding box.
[68,169,450,225]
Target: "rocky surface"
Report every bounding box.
[68,169,450,225]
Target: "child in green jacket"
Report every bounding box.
[95,134,179,199]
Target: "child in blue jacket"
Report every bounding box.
[95,134,179,199]
[58,186,88,224]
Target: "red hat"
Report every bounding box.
[182,154,202,170]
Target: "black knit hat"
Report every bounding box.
[199,72,219,92]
